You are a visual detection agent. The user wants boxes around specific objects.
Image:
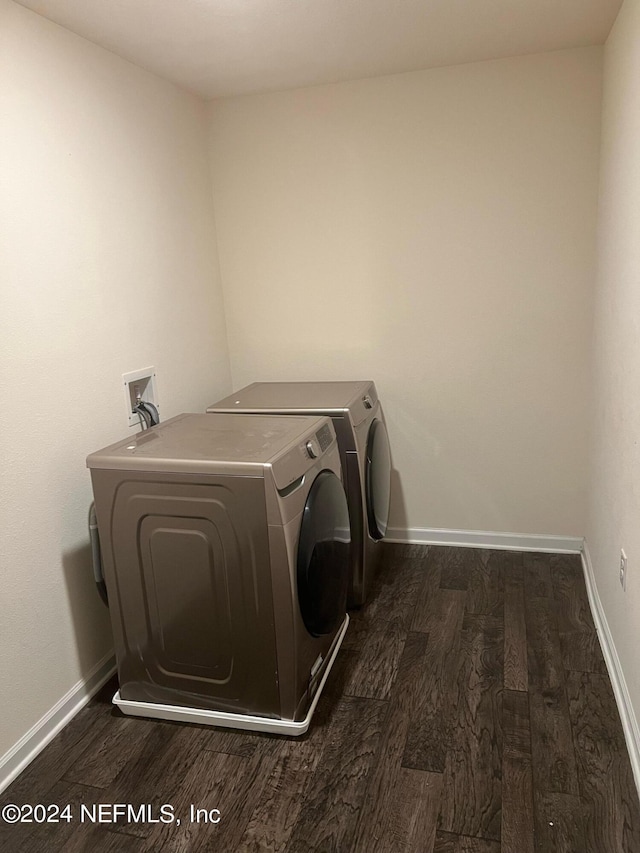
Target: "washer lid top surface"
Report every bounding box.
[87,412,328,474]
[209,381,374,415]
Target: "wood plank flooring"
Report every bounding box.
[2,544,640,852]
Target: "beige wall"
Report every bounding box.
[207,48,602,537]
[588,0,640,733]
[0,1,230,764]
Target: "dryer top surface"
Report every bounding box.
[209,380,375,415]
[86,412,328,474]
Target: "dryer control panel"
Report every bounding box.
[305,423,332,459]
[271,418,337,492]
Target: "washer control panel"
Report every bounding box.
[271,417,337,491]
[315,422,333,452]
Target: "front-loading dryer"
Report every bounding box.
[207,381,391,607]
[86,412,350,735]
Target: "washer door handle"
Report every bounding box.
[277,474,306,498]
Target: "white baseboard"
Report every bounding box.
[385,526,584,554]
[0,652,116,795]
[581,543,640,796]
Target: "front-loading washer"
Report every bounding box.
[86,412,350,735]
[207,381,391,607]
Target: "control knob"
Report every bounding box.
[363,394,373,409]
[305,440,319,459]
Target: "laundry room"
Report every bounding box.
[2,0,640,849]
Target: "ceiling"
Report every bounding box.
[15,0,622,100]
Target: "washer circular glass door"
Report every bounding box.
[365,418,391,540]
[297,470,350,637]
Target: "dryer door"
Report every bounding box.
[365,418,391,540]
[297,470,350,637]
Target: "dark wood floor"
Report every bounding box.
[2,544,640,852]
